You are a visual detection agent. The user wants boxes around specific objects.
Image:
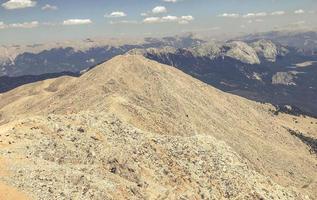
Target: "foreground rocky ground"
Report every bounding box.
[0,112,313,200]
[0,55,316,199]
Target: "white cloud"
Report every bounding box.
[41,4,58,11]
[152,6,167,14]
[143,17,161,23]
[218,13,240,18]
[179,15,194,24]
[63,19,92,26]
[181,15,194,21]
[106,11,127,18]
[161,15,178,22]
[142,6,168,18]
[143,15,194,24]
[0,21,39,29]
[221,11,286,19]
[271,11,285,16]
[2,0,36,10]
[294,9,305,14]
[243,12,267,18]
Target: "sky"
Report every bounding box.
[0,0,316,45]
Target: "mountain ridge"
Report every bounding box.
[0,55,316,199]
[127,42,317,116]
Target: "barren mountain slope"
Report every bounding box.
[0,55,316,199]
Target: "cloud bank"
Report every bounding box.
[2,0,36,10]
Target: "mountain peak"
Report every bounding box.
[1,53,316,199]
[82,55,178,83]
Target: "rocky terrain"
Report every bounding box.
[250,39,289,62]
[0,55,316,199]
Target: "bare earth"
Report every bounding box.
[0,55,316,199]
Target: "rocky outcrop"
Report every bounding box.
[224,41,260,64]
[251,39,289,62]
[272,71,299,86]
[189,42,221,59]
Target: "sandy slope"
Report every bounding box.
[0,157,30,200]
[0,55,316,199]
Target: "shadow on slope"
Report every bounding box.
[0,71,80,93]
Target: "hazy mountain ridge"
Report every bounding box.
[0,32,314,77]
[237,30,317,55]
[0,34,203,77]
[129,39,305,65]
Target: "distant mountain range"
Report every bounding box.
[1,31,317,116]
[0,34,204,77]
[236,30,317,54]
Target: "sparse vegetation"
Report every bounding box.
[286,128,317,155]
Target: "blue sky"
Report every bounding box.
[0,0,316,45]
